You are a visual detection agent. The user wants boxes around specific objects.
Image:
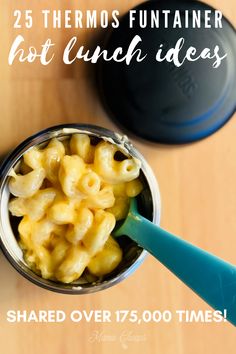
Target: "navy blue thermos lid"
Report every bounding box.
[98,0,236,144]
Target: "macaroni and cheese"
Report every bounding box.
[8,134,143,283]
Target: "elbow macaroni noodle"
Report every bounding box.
[8,134,143,283]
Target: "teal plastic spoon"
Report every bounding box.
[113,198,236,326]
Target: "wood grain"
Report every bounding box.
[0,1,235,353]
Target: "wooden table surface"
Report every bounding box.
[0,1,235,353]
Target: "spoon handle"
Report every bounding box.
[122,212,236,326]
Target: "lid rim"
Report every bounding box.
[98,0,236,144]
